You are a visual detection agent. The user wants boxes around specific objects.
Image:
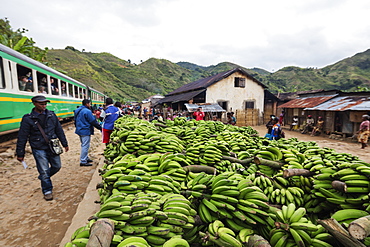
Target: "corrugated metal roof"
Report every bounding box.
[185,103,226,113]
[167,68,267,96]
[155,89,205,105]
[278,95,337,109]
[304,96,370,111]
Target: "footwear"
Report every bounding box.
[87,158,93,163]
[44,193,53,201]
[80,163,93,166]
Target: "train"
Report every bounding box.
[0,43,107,135]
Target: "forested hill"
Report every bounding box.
[46,47,370,102]
[2,17,370,102]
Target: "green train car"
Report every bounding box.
[0,44,106,135]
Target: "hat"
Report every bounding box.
[31,95,50,103]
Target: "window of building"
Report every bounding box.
[245,101,255,109]
[0,57,5,89]
[36,71,48,94]
[16,64,33,92]
[234,77,245,88]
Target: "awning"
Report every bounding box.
[278,95,337,109]
[185,103,226,113]
[155,89,205,105]
[304,96,370,111]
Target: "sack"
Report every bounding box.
[49,139,63,155]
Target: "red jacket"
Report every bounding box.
[193,111,205,121]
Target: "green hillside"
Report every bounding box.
[45,47,370,102]
[3,18,370,102]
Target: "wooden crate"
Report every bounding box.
[236,109,260,126]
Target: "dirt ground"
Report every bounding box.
[0,125,105,247]
[253,125,370,163]
[0,124,369,247]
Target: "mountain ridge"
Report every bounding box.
[45,47,370,102]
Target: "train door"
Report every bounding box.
[0,58,16,133]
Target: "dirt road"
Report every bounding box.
[253,125,370,163]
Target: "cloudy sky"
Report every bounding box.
[1,0,370,71]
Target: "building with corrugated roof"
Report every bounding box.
[279,90,370,135]
[155,68,270,124]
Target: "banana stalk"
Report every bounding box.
[87,219,115,247]
[283,169,313,178]
[348,215,370,240]
[318,218,366,247]
[253,157,283,168]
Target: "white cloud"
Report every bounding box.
[1,0,370,71]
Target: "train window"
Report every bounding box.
[68,83,73,97]
[50,77,59,95]
[0,57,5,89]
[73,85,79,98]
[83,88,86,99]
[61,81,67,96]
[36,71,48,94]
[16,64,33,92]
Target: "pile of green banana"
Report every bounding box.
[66,116,370,247]
[76,192,197,247]
[185,172,271,229]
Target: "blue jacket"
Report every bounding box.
[74,105,102,136]
[102,105,120,130]
[16,109,68,157]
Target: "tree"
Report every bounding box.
[0,18,48,62]
[65,46,78,51]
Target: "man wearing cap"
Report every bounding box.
[16,95,69,201]
[74,99,102,166]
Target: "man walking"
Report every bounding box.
[74,99,102,166]
[16,95,69,201]
[100,98,120,145]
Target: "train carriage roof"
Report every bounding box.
[0,43,87,87]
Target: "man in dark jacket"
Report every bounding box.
[16,95,69,201]
[74,99,102,166]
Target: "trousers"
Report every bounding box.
[32,148,61,194]
[79,135,91,164]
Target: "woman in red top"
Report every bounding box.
[193,107,205,121]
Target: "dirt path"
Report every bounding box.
[0,126,105,247]
[253,125,370,163]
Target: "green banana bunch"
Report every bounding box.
[201,220,242,247]
[117,236,150,247]
[331,209,369,224]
